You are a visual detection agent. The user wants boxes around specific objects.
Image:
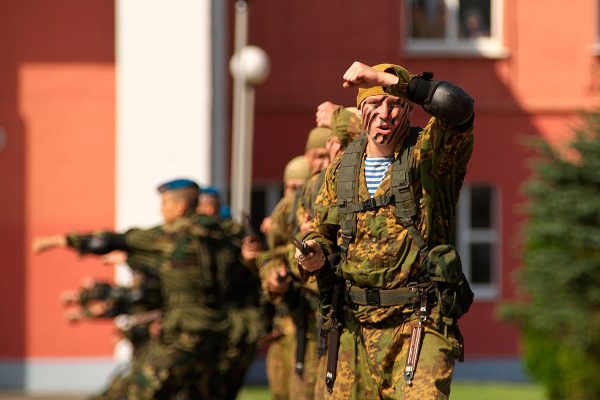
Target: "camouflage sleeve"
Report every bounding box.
[122,227,162,254]
[120,227,166,272]
[266,194,292,250]
[296,184,311,227]
[66,231,127,255]
[422,116,474,180]
[303,158,342,257]
[297,173,320,222]
[258,255,286,303]
[420,116,474,245]
[383,65,413,98]
[65,232,94,255]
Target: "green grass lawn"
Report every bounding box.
[237,382,546,400]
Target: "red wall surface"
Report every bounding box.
[240,0,600,358]
[1,0,598,363]
[0,1,115,358]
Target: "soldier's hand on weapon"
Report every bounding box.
[316,101,341,128]
[296,239,325,272]
[32,235,67,253]
[267,264,289,295]
[342,61,399,89]
[241,235,262,261]
[101,250,127,265]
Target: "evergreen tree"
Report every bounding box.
[500,109,600,400]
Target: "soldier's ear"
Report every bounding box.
[176,199,188,216]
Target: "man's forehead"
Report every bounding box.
[364,94,403,103]
[308,147,329,155]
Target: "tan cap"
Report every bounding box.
[356,63,412,108]
[283,155,311,183]
[305,127,331,151]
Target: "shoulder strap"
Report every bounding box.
[391,127,428,252]
[336,128,427,258]
[337,136,368,256]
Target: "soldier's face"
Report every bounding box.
[197,194,219,217]
[361,95,410,147]
[305,147,330,175]
[160,193,184,224]
[284,178,305,196]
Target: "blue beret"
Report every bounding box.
[219,206,232,220]
[200,185,220,197]
[156,178,200,193]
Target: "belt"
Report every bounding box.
[346,283,432,307]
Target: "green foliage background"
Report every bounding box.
[500,110,600,399]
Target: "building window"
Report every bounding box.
[404,0,507,57]
[456,185,500,299]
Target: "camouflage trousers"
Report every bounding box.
[220,306,265,400]
[88,372,129,400]
[289,330,319,400]
[266,315,294,400]
[318,314,463,400]
[88,336,153,400]
[125,332,224,400]
[266,314,320,400]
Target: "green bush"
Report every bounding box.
[500,110,600,399]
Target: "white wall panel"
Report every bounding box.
[116,0,212,233]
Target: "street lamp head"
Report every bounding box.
[230,45,271,86]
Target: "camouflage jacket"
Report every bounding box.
[67,216,229,335]
[265,191,295,251]
[306,108,474,325]
[196,214,262,309]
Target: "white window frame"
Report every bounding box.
[456,185,501,300]
[404,0,508,58]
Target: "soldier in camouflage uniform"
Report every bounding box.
[195,186,265,400]
[301,102,363,399]
[35,244,163,400]
[257,155,310,400]
[260,127,331,400]
[297,62,475,399]
[33,179,229,399]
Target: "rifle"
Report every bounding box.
[325,272,345,393]
[289,236,308,256]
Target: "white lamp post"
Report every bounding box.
[229,0,270,221]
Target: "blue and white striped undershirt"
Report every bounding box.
[365,156,394,197]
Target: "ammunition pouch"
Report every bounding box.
[426,245,474,321]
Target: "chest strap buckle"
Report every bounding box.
[365,287,381,306]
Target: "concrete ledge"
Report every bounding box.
[454,358,530,382]
[0,356,530,393]
[0,358,121,394]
